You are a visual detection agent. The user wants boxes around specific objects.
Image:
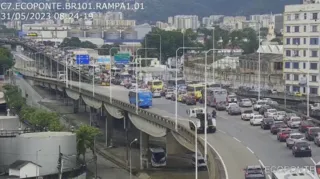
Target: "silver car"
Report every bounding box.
[153,90,161,98]
[239,99,252,107]
[165,91,173,99]
[286,133,304,149]
[314,133,320,147]
[228,106,242,115]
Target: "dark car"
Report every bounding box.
[270,122,287,135]
[305,127,320,141]
[259,105,271,115]
[299,120,315,133]
[244,165,266,179]
[185,96,196,105]
[216,101,227,111]
[292,141,312,157]
[111,78,121,85]
[260,117,274,130]
[228,106,242,115]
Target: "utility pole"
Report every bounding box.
[94,136,98,179]
[58,145,63,179]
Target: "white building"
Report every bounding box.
[283,1,320,95]
[173,15,199,30]
[9,160,41,178]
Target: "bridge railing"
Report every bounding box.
[29,76,226,179]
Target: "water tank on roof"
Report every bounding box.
[67,30,85,37]
[85,30,103,38]
[104,29,120,40]
[122,30,138,40]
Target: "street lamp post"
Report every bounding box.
[175,47,201,131]
[129,138,138,179]
[109,47,120,102]
[135,48,157,114]
[36,149,41,178]
[258,21,261,100]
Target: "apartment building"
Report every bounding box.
[173,15,199,30]
[283,2,320,95]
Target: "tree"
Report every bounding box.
[0,47,14,74]
[76,125,101,161]
[271,38,283,45]
[29,110,62,131]
[98,44,120,55]
[59,37,82,48]
[80,41,97,49]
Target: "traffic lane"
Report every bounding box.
[217,110,316,168]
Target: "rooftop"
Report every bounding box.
[19,132,75,138]
[239,53,282,62]
[9,160,41,170]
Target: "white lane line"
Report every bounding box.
[233,137,241,143]
[218,129,226,134]
[200,137,229,179]
[246,147,254,154]
[310,158,316,165]
[258,160,265,168]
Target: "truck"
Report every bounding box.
[189,111,216,134]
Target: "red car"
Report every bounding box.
[299,120,315,133]
[277,128,292,142]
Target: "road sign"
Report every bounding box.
[76,54,90,65]
[97,56,111,64]
[114,53,130,64]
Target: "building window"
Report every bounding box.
[294,26,299,32]
[311,50,318,57]
[295,14,299,20]
[286,38,290,44]
[310,87,318,94]
[286,85,291,92]
[313,13,318,20]
[286,26,290,32]
[303,50,306,57]
[304,38,306,44]
[303,62,306,69]
[304,13,307,19]
[286,50,291,56]
[293,38,300,45]
[304,26,307,32]
[293,50,299,56]
[287,14,291,21]
[310,62,318,69]
[286,74,290,80]
[311,75,317,82]
[285,62,291,68]
[293,86,300,92]
[312,25,318,32]
[310,38,319,45]
[293,62,299,69]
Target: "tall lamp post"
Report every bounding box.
[258,21,261,100]
[175,47,201,131]
[108,47,120,102]
[36,149,41,178]
[129,138,138,179]
[135,48,157,114]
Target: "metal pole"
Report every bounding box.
[204,52,208,160]
[258,21,261,100]
[195,123,198,179]
[93,65,95,97]
[79,64,81,92]
[175,48,179,131]
[65,56,68,87]
[36,150,41,178]
[94,137,97,179]
[212,27,215,83]
[50,59,52,78]
[59,160,63,179]
[109,47,120,102]
[129,139,137,179]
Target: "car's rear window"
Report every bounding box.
[295,142,309,147]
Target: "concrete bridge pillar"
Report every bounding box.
[166,131,189,155]
[105,111,114,147]
[140,131,149,169]
[73,99,79,113]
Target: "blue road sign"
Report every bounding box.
[76,54,90,65]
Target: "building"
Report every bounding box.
[283,1,320,95]
[242,21,260,31]
[9,160,41,178]
[173,15,199,30]
[156,21,169,29]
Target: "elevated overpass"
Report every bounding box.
[3,38,264,179]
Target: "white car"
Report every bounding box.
[226,103,238,112]
[264,109,277,118]
[165,91,173,99]
[286,133,304,149]
[287,116,302,128]
[241,110,254,121]
[227,95,237,103]
[152,90,161,98]
[253,100,267,111]
[273,111,286,121]
[239,99,252,107]
[250,115,263,126]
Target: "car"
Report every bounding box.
[152,90,162,98]
[260,117,274,129]
[273,111,286,121]
[305,127,320,141]
[253,100,267,111]
[216,101,227,111]
[299,120,315,133]
[314,133,320,147]
[243,165,266,179]
[264,108,277,118]
[287,116,302,128]
[270,122,288,135]
[292,140,312,157]
[284,113,297,124]
[171,92,176,101]
[192,154,207,171]
[181,94,189,103]
[286,133,304,149]
[241,110,254,121]
[239,98,253,107]
[226,103,238,112]
[185,95,197,105]
[227,95,237,103]
[250,115,264,126]
[259,105,271,115]
[228,106,242,115]
[165,91,174,99]
[277,128,292,142]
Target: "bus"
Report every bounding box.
[187,84,205,100]
[149,148,166,167]
[204,88,228,107]
[147,80,163,91]
[271,168,316,179]
[167,78,185,87]
[111,67,121,76]
[128,89,152,108]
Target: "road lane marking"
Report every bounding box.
[310,158,316,165]
[246,147,254,154]
[199,137,229,179]
[258,160,265,168]
[233,137,241,143]
[218,129,226,134]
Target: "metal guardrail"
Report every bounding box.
[27,75,225,179]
